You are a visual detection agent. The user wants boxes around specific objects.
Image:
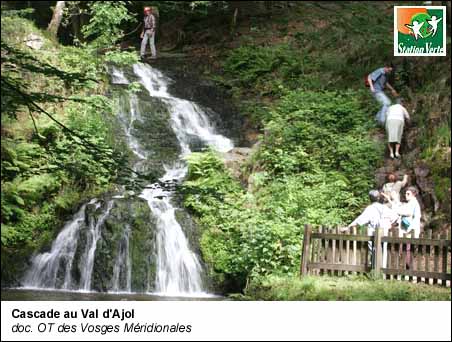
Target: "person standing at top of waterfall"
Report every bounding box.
[140,7,157,60]
[367,64,399,126]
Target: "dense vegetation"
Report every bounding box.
[179,1,451,295]
[1,1,450,300]
[183,89,382,289]
[1,4,138,281]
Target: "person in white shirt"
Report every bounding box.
[383,186,421,268]
[398,186,422,238]
[382,173,409,205]
[140,7,157,60]
[383,186,421,237]
[343,190,399,268]
[385,100,410,159]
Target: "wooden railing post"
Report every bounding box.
[300,224,312,276]
[374,228,383,275]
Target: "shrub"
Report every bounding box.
[182,90,382,289]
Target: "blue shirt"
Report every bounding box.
[369,67,387,92]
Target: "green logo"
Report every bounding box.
[394,6,446,56]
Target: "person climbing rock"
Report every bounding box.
[367,64,399,126]
[385,100,410,159]
[140,7,157,60]
[382,173,409,206]
[343,190,398,268]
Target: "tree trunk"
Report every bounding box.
[48,1,66,38]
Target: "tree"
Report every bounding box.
[47,1,65,38]
[81,1,135,50]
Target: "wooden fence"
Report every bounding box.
[300,225,451,287]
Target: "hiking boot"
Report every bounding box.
[395,152,401,159]
[390,152,395,159]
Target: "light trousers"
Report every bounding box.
[140,30,156,58]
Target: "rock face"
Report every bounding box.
[89,197,157,292]
[149,58,247,147]
[25,33,44,50]
[414,164,440,214]
[113,87,181,179]
[220,147,253,182]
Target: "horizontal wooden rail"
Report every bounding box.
[311,233,372,242]
[382,237,451,246]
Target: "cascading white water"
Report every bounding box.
[23,199,97,289]
[124,95,147,160]
[133,63,233,296]
[22,62,233,297]
[79,201,114,291]
[110,66,129,85]
[132,63,233,155]
[110,224,132,293]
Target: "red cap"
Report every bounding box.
[144,7,151,13]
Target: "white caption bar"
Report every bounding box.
[1,301,451,341]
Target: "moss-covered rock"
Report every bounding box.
[112,85,181,179]
[90,197,157,292]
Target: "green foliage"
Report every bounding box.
[1,8,35,18]
[183,90,382,288]
[223,44,313,97]
[104,50,139,66]
[245,275,452,301]
[183,151,302,281]
[82,1,136,49]
[256,91,381,195]
[157,1,228,17]
[1,15,126,252]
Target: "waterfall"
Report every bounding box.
[110,224,132,293]
[22,62,232,296]
[79,201,114,291]
[121,94,147,160]
[110,66,129,85]
[133,63,233,295]
[23,199,97,289]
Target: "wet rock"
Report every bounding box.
[173,206,213,292]
[112,89,181,178]
[149,58,247,146]
[90,197,157,292]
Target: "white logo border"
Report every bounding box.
[394,5,447,57]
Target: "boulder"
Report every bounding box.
[220,147,252,180]
[24,33,44,50]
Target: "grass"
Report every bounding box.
[243,275,452,301]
